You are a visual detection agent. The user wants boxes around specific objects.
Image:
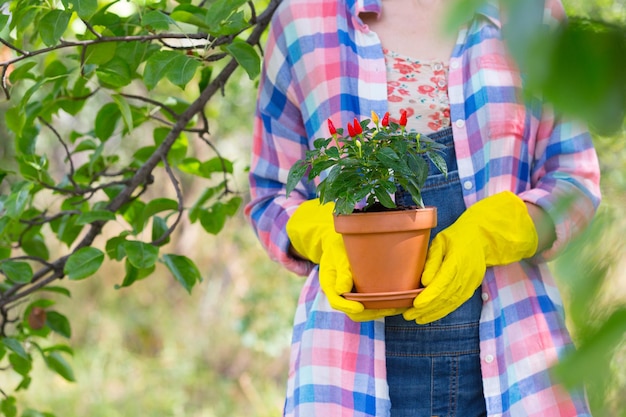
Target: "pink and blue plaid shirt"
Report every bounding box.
[245,0,601,415]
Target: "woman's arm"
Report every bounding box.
[525,202,556,254]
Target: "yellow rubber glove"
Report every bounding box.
[403,191,539,324]
[286,199,405,321]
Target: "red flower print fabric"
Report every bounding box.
[384,48,451,134]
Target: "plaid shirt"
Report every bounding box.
[245,0,601,415]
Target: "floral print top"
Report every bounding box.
[384,48,451,134]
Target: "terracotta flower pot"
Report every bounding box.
[334,207,436,307]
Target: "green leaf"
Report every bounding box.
[112,94,133,132]
[405,181,425,208]
[178,157,233,178]
[42,344,74,355]
[22,233,50,260]
[123,241,159,269]
[216,10,248,36]
[121,200,146,233]
[197,198,240,234]
[132,146,157,165]
[22,408,54,417]
[224,40,260,80]
[151,216,170,246]
[84,42,117,65]
[204,0,246,27]
[141,10,173,31]
[373,187,396,209]
[39,286,72,298]
[8,352,32,376]
[8,62,37,83]
[0,14,8,31]
[96,57,132,88]
[25,298,56,310]
[166,55,201,89]
[199,66,212,92]
[154,127,187,163]
[0,244,11,260]
[142,198,178,222]
[105,233,130,261]
[204,0,247,34]
[75,210,116,225]
[15,374,32,391]
[426,151,448,177]
[39,10,72,46]
[46,311,72,338]
[162,254,201,294]
[44,351,75,382]
[3,337,28,359]
[407,154,429,186]
[553,308,626,389]
[170,4,209,30]
[0,261,33,284]
[4,182,33,219]
[0,396,17,417]
[17,154,54,185]
[50,213,83,247]
[115,259,155,289]
[224,196,242,216]
[286,160,308,196]
[199,207,226,235]
[115,41,157,75]
[71,0,98,18]
[94,102,121,142]
[64,247,104,280]
[143,51,179,90]
[132,198,176,235]
[73,139,99,153]
[376,146,400,163]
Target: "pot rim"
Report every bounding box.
[333,206,437,234]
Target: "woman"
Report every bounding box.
[245,0,601,416]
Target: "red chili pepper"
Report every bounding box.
[327,119,337,136]
[381,112,390,127]
[399,110,408,127]
[352,117,363,135]
[347,122,356,137]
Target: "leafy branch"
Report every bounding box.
[0,0,281,413]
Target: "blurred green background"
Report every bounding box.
[2,1,626,416]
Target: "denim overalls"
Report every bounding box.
[385,127,487,417]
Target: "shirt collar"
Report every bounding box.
[476,0,502,29]
[348,0,501,29]
[349,0,382,18]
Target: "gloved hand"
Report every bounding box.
[403,191,539,324]
[286,199,405,321]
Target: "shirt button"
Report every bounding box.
[437,80,447,88]
[481,292,489,301]
[450,60,460,69]
[485,354,494,363]
[463,181,473,190]
[433,62,443,71]
[455,119,465,128]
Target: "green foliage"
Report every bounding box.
[287,113,448,215]
[551,203,626,416]
[0,0,280,414]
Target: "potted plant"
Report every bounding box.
[286,111,448,308]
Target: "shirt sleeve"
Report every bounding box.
[518,0,601,260]
[243,9,316,276]
[519,109,601,260]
